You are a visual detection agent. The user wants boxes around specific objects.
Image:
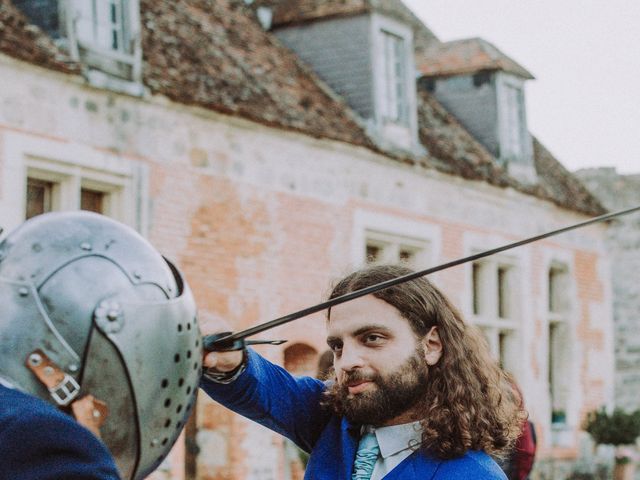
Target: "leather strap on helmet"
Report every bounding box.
[26,349,109,438]
[71,394,109,438]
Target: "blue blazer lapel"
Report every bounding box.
[383,450,442,480]
[341,418,359,479]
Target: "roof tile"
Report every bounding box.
[141,0,374,148]
[2,0,604,216]
[418,37,534,79]
[0,0,78,74]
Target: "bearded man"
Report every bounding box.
[201,265,524,479]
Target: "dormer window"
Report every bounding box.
[382,31,408,125]
[371,14,420,152]
[267,9,420,153]
[76,0,130,54]
[501,82,525,159]
[62,0,142,91]
[12,0,141,90]
[71,0,140,83]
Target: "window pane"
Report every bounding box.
[26,178,53,219]
[366,244,381,264]
[81,188,105,214]
[472,262,481,315]
[399,248,414,264]
[504,84,523,156]
[498,266,509,318]
[549,323,566,423]
[382,31,407,124]
[549,267,568,313]
[498,331,508,369]
[76,0,128,52]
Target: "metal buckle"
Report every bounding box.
[49,374,81,406]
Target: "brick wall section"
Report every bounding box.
[575,250,607,418]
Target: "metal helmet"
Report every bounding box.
[0,211,201,479]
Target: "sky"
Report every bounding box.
[403,0,640,175]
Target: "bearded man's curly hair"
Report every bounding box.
[328,264,526,459]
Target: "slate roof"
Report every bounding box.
[251,0,440,54]
[140,0,375,148]
[0,0,78,74]
[531,139,605,215]
[1,0,604,216]
[414,89,604,215]
[418,37,535,79]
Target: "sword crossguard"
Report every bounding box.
[202,332,287,352]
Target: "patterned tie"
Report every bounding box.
[351,431,380,480]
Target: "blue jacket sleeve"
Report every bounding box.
[200,348,332,452]
[0,400,121,479]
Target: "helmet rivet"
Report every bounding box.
[80,242,92,251]
[43,366,54,376]
[28,353,42,366]
[151,438,159,447]
[18,287,29,297]
[68,364,79,373]
[133,271,142,280]
[107,310,119,321]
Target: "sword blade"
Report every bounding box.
[205,204,640,350]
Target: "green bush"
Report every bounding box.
[583,407,640,446]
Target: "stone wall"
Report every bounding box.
[575,167,640,412]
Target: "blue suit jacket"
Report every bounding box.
[0,384,120,480]
[201,349,507,479]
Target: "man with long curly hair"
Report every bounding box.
[202,264,525,479]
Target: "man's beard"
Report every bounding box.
[324,348,429,426]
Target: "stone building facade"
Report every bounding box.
[575,168,640,413]
[0,0,615,479]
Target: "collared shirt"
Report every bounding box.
[363,421,423,480]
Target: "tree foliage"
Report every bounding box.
[583,407,640,446]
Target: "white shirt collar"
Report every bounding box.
[363,421,422,458]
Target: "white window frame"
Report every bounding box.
[365,229,429,268]
[381,30,408,125]
[370,13,419,152]
[534,247,581,448]
[65,0,142,86]
[497,74,527,161]
[545,259,576,445]
[26,160,126,219]
[352,210,441,271]
[1,131,147,235]
[470,256,521,373]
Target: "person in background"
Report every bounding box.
[497,378,537,480]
